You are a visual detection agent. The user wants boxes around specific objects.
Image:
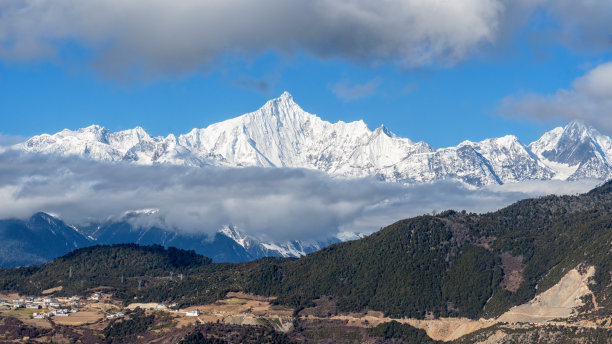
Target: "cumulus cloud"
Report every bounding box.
[498,62,612,133]
[541,1,612,52]
[488,1,612,52]
[0,150,599,242]
[1,1,608,78]
[0,0,504,77]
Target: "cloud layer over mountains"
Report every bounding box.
[0,149,599,242]
[0,0,608,77]
[500,62,612,133]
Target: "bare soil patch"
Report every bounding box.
[42,286,63,295]
[499,252,524,292]
[497,266,595,323]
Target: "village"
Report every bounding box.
[0,294,80,319]
[0,289,294,331]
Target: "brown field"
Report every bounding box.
[180,296,292,318]
[172,293,293,330]
[52,311,103,325]
[0,308,38,319]
[83,302,120,313]
[22,317,54,329]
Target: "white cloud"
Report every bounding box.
[499,62,612,133]
[339,179,600,234]
[541,1,612,52]
[0,0,504,77]
[1,1,608,78]
[0,150,598,242]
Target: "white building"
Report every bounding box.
[106,312,124,319]
[53,309,70,316]
[186,310,200,317]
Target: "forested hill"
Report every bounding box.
[246,179,611,319]
[0,244,213,297]
[1,181,610,321]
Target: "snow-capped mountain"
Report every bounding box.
[529,121,612,180]
[16,92,612,186]
[218,225,336,258]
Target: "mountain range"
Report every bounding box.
[16,92,612,187]
[6,92,612,267]
[0,211,339,267]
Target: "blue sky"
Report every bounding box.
[0,1,611,148]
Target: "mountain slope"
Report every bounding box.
[0,213,92,267]
[243,180,612,319]
[17,92,612,187]
[0,212,337,267]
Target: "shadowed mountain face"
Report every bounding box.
[17,93,612,186]
[0,213,91,267]
[0,213,335,268]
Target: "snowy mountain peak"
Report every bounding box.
[216,224,334,258]
[259,91,300,115]
[530,121,597,161]
[77,125,110,142]
[565,119,589,133]
[81,124,106,132]
[31,211,62,224]
[122,208,160,217]
[529,121,612,180]
[13,92,612,186]
[218,225,251,249]
[279,90,293,100]
[131,126,150,137]
[374,125,396,138]
[493,134,521,145]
